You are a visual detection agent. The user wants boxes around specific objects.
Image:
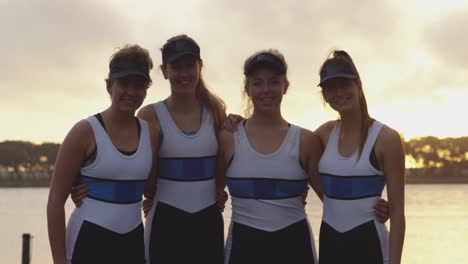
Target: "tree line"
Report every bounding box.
[0,141,59,180]
[0,136,467,181]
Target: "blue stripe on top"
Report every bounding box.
[321,173,385,200]
[79,176,145,204]
[158,156,216,182]
[227,177,308,199]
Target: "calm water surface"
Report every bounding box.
[1,184,467,263]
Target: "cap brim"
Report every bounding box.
[245,52,287,75]
[165,52,200,64]
[246,61,286,75]
[110,71,150,81]
[317,74,357,87]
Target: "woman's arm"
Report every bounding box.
[138,106,161,216]
[300,129,324,202]
[215,129,235,211]
[215,148,228,211]
[378,127,406,264]
[138,105,160,200]
[142,121,160,217]
[47,121,93,264]
[222,114,244,132]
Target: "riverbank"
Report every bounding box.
[0,179,50,188]
[406,175,468,184]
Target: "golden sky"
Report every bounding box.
[1,0,468,143]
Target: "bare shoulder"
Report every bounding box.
[315,120,336,135]
[299,127,323,156]
[147,120,161,140]
[375,124,404,159]
[67,119,94,144]
[61,119,95,158]
[146,118,161,133]
[137,104,159,124]
[299,127,320,146]
[377,125,403,146]
[315,120,337,145]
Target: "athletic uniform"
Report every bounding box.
[318,120,389,264]
[145,100,224,264]
[66,115,152,264]
[225,122,317,264]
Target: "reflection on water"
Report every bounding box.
[0,184,467,263]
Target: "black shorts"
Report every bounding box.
[71,221,144,264]
[226,219,316,264]
[319,220,384,264]
[147,202,224,264]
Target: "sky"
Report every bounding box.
[1,0,468,143]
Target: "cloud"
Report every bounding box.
[0,0,405,100]
[152,0,406,111]
[2,0,466,141]
[0,0,134,98]
[424,8,468,70]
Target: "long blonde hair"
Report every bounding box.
[195,73,227,130]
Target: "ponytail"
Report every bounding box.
[161,34,227,132]
[195,75,226,131]
[321,50,374,162]
[333,50,354,63]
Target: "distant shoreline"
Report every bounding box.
[0,179,50,188]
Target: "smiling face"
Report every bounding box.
[245,67,288,114]
[161,55,201,96]
[107,76,148,113]
[321,77,361,113]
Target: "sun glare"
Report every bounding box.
[405,155,425,169]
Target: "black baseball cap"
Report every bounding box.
[317,61,357,86]
[162,38,201,64]
[109,58,151,81]
[244,51,287,75]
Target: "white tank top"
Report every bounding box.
[71,115,153,234]
[226,122,308,231]
[319,120,386,232]
[152,100,218,213]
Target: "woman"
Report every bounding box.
[137,34,226,264]
[47,45,158,264]
[316,50,405,264]
[71,35,228,264]
[218,49,322,264]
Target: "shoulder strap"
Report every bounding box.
[284,124,301,157]
[137,118,150,140]
[86,115,107,145]
[233,121,248,155]
[361,120,384,158]
[153,101,171,131]
[324,121,340,154]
